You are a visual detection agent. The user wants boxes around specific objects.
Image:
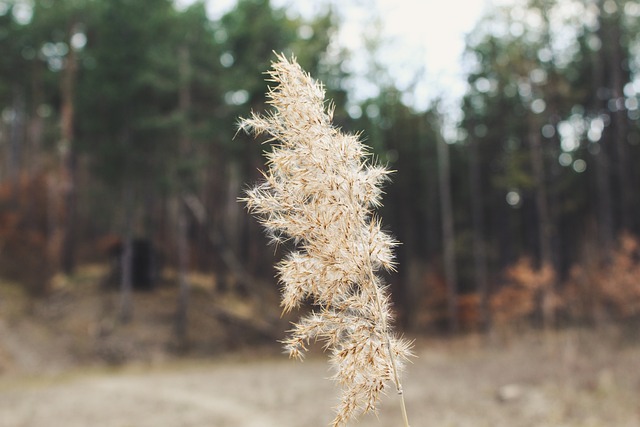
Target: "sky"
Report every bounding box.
[346,0,490,109]
[176,0,493,133]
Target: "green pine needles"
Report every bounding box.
[240,54,412,427]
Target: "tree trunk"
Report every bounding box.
[608,18,633,232]
[119,186,134,324]
[60,23,79,275]
[436,131,458,334]
[590,19,614,260]
[174,199,190,347]
[174,45,192,347]
[28,62,45,174]
[529,126,554,329]
[468,135,490,332]
[8,85,24,200]
[225,161,242,257]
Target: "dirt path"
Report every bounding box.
[0,357,336,427]
[1,333,639,427]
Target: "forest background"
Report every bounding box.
[0,0,639,363]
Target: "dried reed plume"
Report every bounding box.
[240,54,412,427]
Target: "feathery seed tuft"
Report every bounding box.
[240,53,412,427]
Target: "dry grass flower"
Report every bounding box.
[240,54,412,427]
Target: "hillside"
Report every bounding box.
[0,264,284,374]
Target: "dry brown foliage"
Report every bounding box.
[565,233,640,321]
[457,293,482,330]
[598,234,640,317]
[490,257,558,327]
[414,266,483,331]
[0,172,62,294]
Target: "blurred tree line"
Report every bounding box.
[0,0,639,338]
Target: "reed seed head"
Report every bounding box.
[240,53,413,427]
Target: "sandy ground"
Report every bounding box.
[1,330,639,427]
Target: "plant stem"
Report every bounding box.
[399,391,410,427]
[367,265,410,427]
